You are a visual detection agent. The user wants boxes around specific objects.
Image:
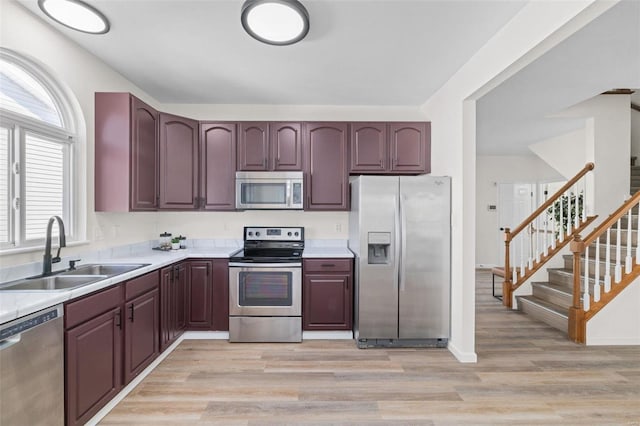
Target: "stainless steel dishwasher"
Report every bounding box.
[0,304,64,426]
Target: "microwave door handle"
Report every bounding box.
[286,181,292,207]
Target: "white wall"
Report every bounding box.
[0,2,423,270]
[421,0,614,362]
[550,94,631,216]
[586,280,640,345]
[476,155,562,267]
[529,128,587,179]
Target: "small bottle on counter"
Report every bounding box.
[159,232,172,250]
[179,235,187,249]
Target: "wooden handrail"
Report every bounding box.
[577,190,640,249]
[509,162,594,240]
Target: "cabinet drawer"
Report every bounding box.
[125,270,159,301]
[304,259,352,273]
[65,284,124,329]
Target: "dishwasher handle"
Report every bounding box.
[0,334,21,351]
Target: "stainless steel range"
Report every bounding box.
[228,226,304,342]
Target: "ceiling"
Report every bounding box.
[17,0,527,105]
[13,0,640,155]
[476,0,640,155]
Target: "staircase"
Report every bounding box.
[516,165,638,334]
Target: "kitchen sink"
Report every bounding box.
[60,263,150,277]
[0,275,108,291]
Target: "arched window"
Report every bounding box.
[0,48,80,250]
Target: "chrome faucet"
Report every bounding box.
[43,215,66,276]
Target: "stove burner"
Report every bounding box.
[231,226,304,264]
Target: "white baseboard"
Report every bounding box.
[447,341,478,363]
[183,331,229,339]
[302,330,353,340]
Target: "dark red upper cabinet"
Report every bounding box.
[304,122,349,211]
[95,93,158,211]
[200,122,237,210]
[350,123,386,173]
[237,122,302,171]
[238,122,269,170]
[159,113,199,210]
[389,122,430,173]
[271,122,302,170]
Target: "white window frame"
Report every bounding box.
[0,48,83,252]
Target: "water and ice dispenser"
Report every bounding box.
[367,232,391,264]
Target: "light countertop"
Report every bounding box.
[1,243,353,324]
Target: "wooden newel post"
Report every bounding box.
[568,234,586,343]
[502,228,513,308]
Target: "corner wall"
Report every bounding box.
[421,0,613,362]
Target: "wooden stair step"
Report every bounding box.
[631,165,640,176]
[531,281,572,309]
[547,268,600,291]
[517,295,568,333]
[563,254,632,273]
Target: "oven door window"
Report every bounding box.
[240,183,287,205]
[239,271,292,306]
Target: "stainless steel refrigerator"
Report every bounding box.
[348,175,450,348]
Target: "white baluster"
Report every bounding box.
[626,208,633,274]
[594,236,600,302]
[604,228,612,293]
[551,201,557,250]
[559,192,565,242]
[574,185,579,231]
[636,201,640,265]
[583,245,590,311]
[544,209,549,257]
[520,232,525,278]
[615,219,622,283]
[528,227,533,270]
[536,216,541,263]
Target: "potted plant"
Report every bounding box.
[171,237,181,250]
[547,192,584,238]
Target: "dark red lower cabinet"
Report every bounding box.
[124,288,159,384]
[65,307,122,426]
[187,260,213,329]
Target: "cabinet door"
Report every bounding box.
[159,113,199,209]
[174,263,188,334]
[303,273,352,330]
[124,289,159,384]
[350,123,387,173]
[211,259,229,331]
[304,122,349,210]
[271,122,302,170]
[200,123,237,210]
[389,122,429,173]
[130,96,158,211]
[159,266,173,352]
[65,308,122,426]
[187,260,212,329]
[238,122,269,171]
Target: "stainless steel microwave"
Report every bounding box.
[235,171,304,210]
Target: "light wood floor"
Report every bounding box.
[101,270,640,425]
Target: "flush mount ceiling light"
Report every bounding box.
[241,0,309,46]
[38,0,110,34]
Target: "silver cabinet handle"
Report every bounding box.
[0,335,21,351]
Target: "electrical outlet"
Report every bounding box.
[93,226,104,241]
[335,223,342,232]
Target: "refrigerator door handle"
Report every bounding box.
[399,193,407,292]
[393,195,401,291]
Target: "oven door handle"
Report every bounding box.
[229,262,302,268]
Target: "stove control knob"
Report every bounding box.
[294,231,299,237]
[287,232,292,237]
[256,231,261,237]
[248,231,253,236]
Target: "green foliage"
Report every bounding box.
[547,192,584,237]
